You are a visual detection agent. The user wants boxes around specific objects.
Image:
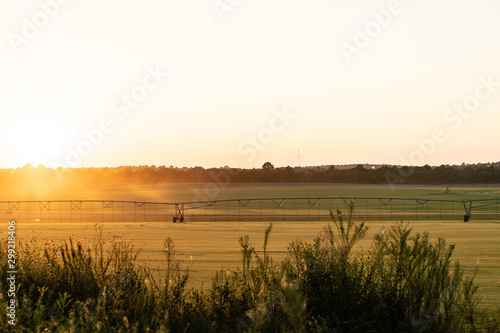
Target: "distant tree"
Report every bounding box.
[280,166,296,182]
[262,162,274,170]
[354,164,365,172]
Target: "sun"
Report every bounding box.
[1,106,72,168]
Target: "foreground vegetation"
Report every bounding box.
[2,205,499,332]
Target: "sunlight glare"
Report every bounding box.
[1,106,70,167]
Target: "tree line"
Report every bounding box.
[1,162,500,191]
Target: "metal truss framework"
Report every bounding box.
[1,197,499,223]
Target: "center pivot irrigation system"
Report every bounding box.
[2,197,500,223]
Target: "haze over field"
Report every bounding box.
[1,1,500,170]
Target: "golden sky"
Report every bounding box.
[1,0,500,169]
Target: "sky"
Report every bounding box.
[1,0,500,169]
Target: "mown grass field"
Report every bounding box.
[13,220,500,308]
[4,182,500,202]
[6,184,500,309]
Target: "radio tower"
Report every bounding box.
[298,149,300,167]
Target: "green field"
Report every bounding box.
[4,182,500,202]
[6,184,500,308]
[3,183,500,223]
